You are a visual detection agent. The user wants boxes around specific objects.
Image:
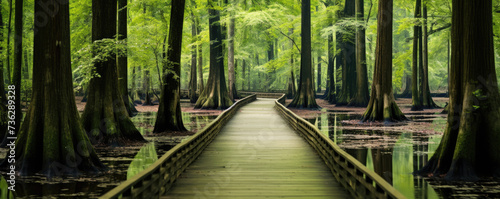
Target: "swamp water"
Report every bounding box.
[0,110,218,198]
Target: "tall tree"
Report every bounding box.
[5,0,12,84]
[317,55,321,93]
[323,2,336,104]
[3,0,105,176]
[153,0,188,132]
[227,2,237,101]
[189,15,198,103]
[361,0,406,122]
[117,0,137,115]
[82,0,145,145]
[195,0,233,109]
[197,19,204,93]
[416,0,500,181]
[348,0,369,107]
[411,0,423,111]
[287,0,319,109]
[420,0,438,108]
[12,0,22,131]
[0,1,6,140]
[337,0,356,106]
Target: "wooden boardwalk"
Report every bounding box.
[163,98,350,198]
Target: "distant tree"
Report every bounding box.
[411,0,423,111]
[82,0,145,145]
[228,2,238,101]
[189,11,198,103]
[323,1,336,104]
[195,0,233,109]
[2,0,106,176]
[153,0,188,132]
[287,0,319,109]
[420,0,438,108]
[416,0,500,181]
[361,0,406,122]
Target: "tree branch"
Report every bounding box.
[279,30,301,53]
[405,23,451,42]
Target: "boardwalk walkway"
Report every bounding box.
[163,98,350,198]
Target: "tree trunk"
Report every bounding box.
[287,0,319,109]
[421,1,438,108]
[337,0,356,106]
[0,2,6,140]
[5,0,12,84]
[189,15,198,103]
[287,28,297,99]
[142,68,153,105]
[82,0,145,146]
[12,0,23,131]
[324,9,336,104]
[317,55,321,93]
[117,0,136,116]
[361,0,406,123]
[153,0,187,132]
[242,60,246,91]
[416,0,500,181]
[2,0,106,176]
[411,0,423,111]
[228,12,237,101]
[195,2,233,109]
[348,0,369,107]
[197,21,204,93]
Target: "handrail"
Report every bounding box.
[100,94,257,199]
[274,94,406,199]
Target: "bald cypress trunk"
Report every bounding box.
[337,0,356,106]
[348,0,369,107]
[2,0,106,176]
[421,1,438,108]
[0,3,6,140]
[228,11,237,101]
[82,0,145,146]
[361,0,406,123]
[195,2,233,109]
[411,0,423,111]
[12,0,22,131]
[197,22,204,93]
[154,0,187,133]
[117,0,136,115]
[287,0,319,109]
[416,0,500,181]
[324,6,336,104]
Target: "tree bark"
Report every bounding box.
[2,0,106,176]
[287,0,319,109]
[82,0,145,146]
[197,20,204,93]
[416,0,500,181]
[324,8,336,104]
[195,1,233,109]
[348,0,369,107]
[317,55,321,93]
[153,0,188,133]
[361,0,406,123]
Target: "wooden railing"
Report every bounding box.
[274,94,406,199]
[100,94,257,199]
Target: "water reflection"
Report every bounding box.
[127,143,158,179]
[130,112,219,135]
[315,113,444,199]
